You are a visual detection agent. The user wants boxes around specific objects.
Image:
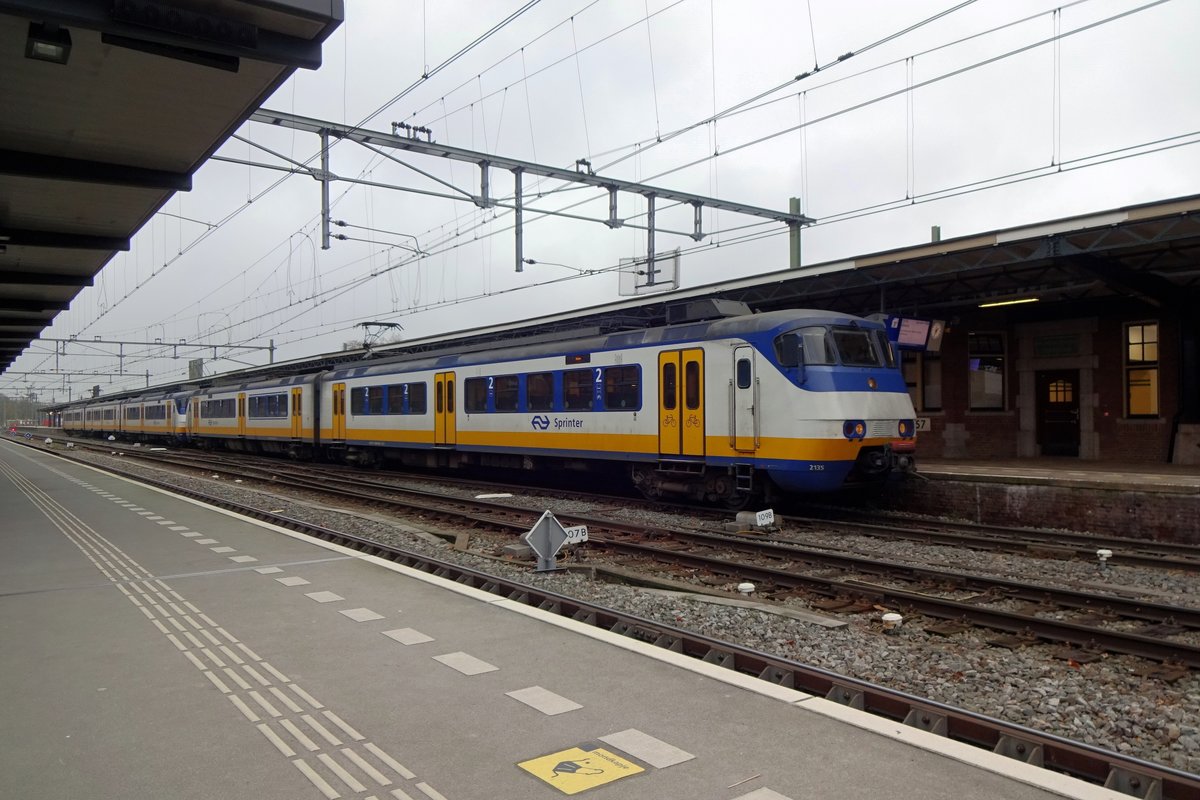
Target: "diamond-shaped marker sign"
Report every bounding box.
[522,510,584,572]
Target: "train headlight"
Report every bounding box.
[843,420,866,440]
[898,419,914,438]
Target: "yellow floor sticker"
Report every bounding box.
[518,745,645,795]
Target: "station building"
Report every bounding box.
[438,193,1200,465]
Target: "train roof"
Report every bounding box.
[325,309,880,379]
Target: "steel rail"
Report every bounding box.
[798,508,1200,560]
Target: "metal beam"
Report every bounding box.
[250,109,814,225]
[0,0,330,70]
[41,336,271,351]
[0,148,191,191]
[0,228,130,251]
[0,270,93,287]
[0,299,68,312]
[1070,254,1191,310]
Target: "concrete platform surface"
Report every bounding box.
[920,457,1200,492]
[0,440,1129,800]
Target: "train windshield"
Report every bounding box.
[776,325,888,367]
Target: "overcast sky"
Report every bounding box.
[7,0,1199,402]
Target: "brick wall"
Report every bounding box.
[878,478,1198,544]
[911,307,1181,462]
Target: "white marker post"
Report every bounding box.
[522,511,587,572]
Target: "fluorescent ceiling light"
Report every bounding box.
[978,297,1040,308]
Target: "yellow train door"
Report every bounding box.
[435,372,457,446]
[291,388,303,438]
[658,351,682,456]
[331,383,347,440]
[659,349,704,457]
[237,393,246,436]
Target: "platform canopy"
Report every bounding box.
[0,0,344,374]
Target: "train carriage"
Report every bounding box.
[321,309,916,502]
[134,391,190,441]
[54,308,915,502]
[190,375,317,457]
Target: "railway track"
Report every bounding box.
[40,434,1200,669]
[11,435,1199,800]
[54,432,1200,572]
[792,509,1200,570]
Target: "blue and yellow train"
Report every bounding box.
[61,308,916,502]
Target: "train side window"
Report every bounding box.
[367,386,384,414]
[685,361,701,410]
[875,331,897,368]
[774,333,800,366]
[736,358,752,389]
[662,363,677,410]
[494,375,519,412]
[435,382,443,414]
[562,369,593,410]
[602,365,640,410]
[386,384,405,414]
[409,383,427,414]
[350,387,367,415]
[464,378,487,413]
[526,372,553,411]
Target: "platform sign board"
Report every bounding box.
[883,316,945,353]
[518,745,644,795]
[522,510,584,571]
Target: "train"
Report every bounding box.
[59,308,917,504]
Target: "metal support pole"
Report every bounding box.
[269,339,275,364]
[479,161,491,208]
[692,202,704,241]
[514,168,524,273]
[119,343,124,375]
[145,370,150,388]
[789,196,802,268]
[646,194,657,287]
[607,187,622,228]
[320,128,331,250]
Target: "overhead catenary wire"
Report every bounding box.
[9,0,1187,391]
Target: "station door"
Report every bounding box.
[1037,369,1080,456]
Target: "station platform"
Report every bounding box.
[0,439,1129,800]
[919,458,1200,493]
[885,457,1200,543]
